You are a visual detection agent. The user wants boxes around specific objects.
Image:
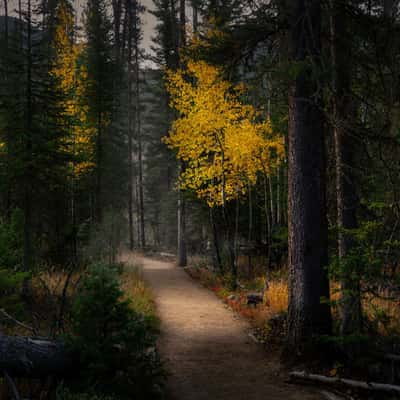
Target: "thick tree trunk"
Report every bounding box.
[286,0,332,356]
[330,0,362,335]
[0,335,73,378]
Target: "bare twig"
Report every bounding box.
[56,264,76,335]
[0,309,37,335]
[2,370,21,400]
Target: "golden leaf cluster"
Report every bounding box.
[164,60,285,207]
[50,1,95,177]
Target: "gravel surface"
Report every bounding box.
[121,253,322,400]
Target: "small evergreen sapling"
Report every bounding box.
[69,263,164,399]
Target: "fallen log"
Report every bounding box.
[0,334,74,378]
[289,371,400,396]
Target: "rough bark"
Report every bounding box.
[330,0,362,335]
[286,0,332,355]
[0,335,73,378]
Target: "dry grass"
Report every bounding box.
[187,264,400,341]
[186,265,288,332]
[121,262,159,330]
[364,295,400,335]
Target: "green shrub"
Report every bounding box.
[0,211,29,320]
[0,268,29,318]
[0,209,23,269]
[68,263,164,399]
[56,386,117,400]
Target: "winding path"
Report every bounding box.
[122,253,321,400]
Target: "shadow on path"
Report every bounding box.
[121,253,321,400]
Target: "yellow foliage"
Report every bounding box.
[50,1,95,177]
[164,60,285,207]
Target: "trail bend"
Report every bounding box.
[121,253,321,400]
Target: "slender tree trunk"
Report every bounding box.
[71,173,77,264]
[264,175,272,266]
[134,10,145,250]
[177,0,187,266]
[18,0,22,23]
[384,0,395,17]
[330,0,362,335]
[95,113,103,222]
[135,175,140,245]
[234,191,239,267]
[209,207,222,272]
[3,0,11,222]
[277,168,281,226]
[23,0,33,273]
[286,0,332,356]
[177,192,187,266]
[192,0,198,33]
[248,183,253,243]
[268,176,275,228]
[127,0,134,250]
[179,0,186,48]
[112,0,122,60]
[3,0,8,39]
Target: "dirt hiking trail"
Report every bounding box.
[121,253,322,400]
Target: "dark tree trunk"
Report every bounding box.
[330,0,362,335]
[209,207,222,273]
[179,0,186,48]
[384,0,396,17]
[286,0,332,355]
[3,0,8,40]
[177,0,187,266]
[95,113,103,223]
[23,0,34,273]
[112,0,122,60]
[177,190,187,266]
[192,0,198,33]
[135,48,145,250]
[127,0,134,250]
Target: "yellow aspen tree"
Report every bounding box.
[164,59,285,208]
[50,0,95,176]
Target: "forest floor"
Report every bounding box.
[120,252,322,400]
